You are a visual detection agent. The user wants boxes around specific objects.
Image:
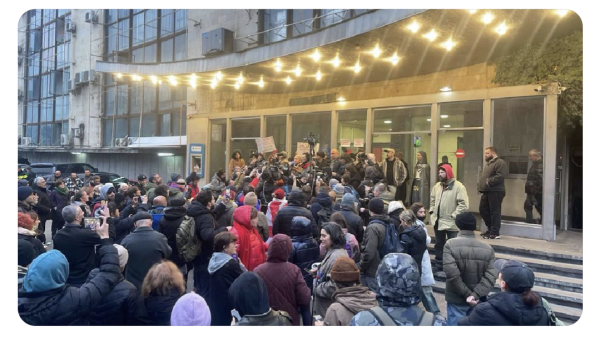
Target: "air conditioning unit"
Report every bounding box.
[89,70,98,84]
[202,28,234,56]
[82,70,90,83]
[85,11,97,23]
[56,35,65,44]
[66,22,76,33]
[68,79,77,92]
[60,134,74,146]
[20,137,31,146]
[74,72,82,84]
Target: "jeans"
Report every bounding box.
[447,303,471,326]
[433,222,458,269]
[479,192,505,235]
[524,193,543,223]
[361,274,378,293]
[419,286,440,315]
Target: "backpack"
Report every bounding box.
[316,203,333,227]
[344,185,360,201]
[542,297,565,326]
[176,216,202,263]
[372,219,404,259]
[368,306,434,326]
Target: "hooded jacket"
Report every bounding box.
[288,217,321,290]
[338,207,364,244]
[398,222,428,275]
[310,192,333,226]
[208,252,246,326]
[324,286,378,326]
[167,184,184,205]
[171,292,212,326]
[458,291,549,326]
[18,241,120,325]
[254,234,311,326]
[209,173,226,193]
[186,200,228,262]
[231,205,267,271]
[350,253,445,326]
[478,156,508,192]
[273,190,318,238]
[229,272,293,326]
[266,198,287,228]
[358,214,388,278]
[157,205,187,267]
[429,165,469,232]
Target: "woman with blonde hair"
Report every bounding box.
[142,260,185,326]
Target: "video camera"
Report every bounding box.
[303,132,318,146]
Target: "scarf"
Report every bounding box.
[55,186,68,196]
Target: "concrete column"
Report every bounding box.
[430,103,438,183]
[331,110,338,151]
[543,83,559,241]
[225,118,232,179]
[366,107,373,152]
[286,114,292,154]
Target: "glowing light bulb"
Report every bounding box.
[237,73,244,85]
[131,74,141,81]
[258,76,264,88]
[310,49,321,62]
[234,82,240,90]
[423,29,438,42]
[332,54,341,68]
[150,75,158,84]
[116,73,123,79]
[482,12,494,24]
[285,76,292,85]
[390,52,400,65]
[275,59,282,72]
[353,60,361,74]
[169,75,177,86]
[189,74,197,88]
[216,71,223,81]
[294,64,302,77]
[468,9,477,14]
[407,21,420,33]
[554,10,569,17]
[441,39,456,51]
[315,70,322,81]
[371,44,381,58]
[495,22,508,35]
[210,78,217,89]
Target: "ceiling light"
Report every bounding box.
[332,54,341,68]
[371,44,382,58]
[440,86,452,92]
[294,64,302,77]
[315,69,322,81]
[116,73,123,79]
[158,153,174,157]
[423,29,438,42]
[169,75,177,86]
[210,78,217,89]
[150,75,158,85]
[441,39,456,51]
[389,128,393,131]
[258,76,264,88]
[441,114,448,118]
[554,10,569,18]
[407,21,420,33]
[468,9,477,14]
[495,21,508,35]
[275,58,282,72]
[482,12,494,25]
[189,74,197,88]
[237,72,244,85]
[353,60,361,74]
[71,152,82,155]
[234,82,240,90]
[310,49,321,62]
[443,125,451,128]
[384,120,392,124]
[285,76,292,85]
[427,118,431,122]
[390,52,400,65]
[337,97,346,102]
[131,74,142,81]
[216,71,223,81]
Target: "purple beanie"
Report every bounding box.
[170,292,211,326]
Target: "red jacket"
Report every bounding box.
[232,205,267,271]
[254,234,311,326]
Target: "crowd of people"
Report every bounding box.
[17,147,559,326]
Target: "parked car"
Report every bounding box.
[30,163,99,189]
[84,172,133,188]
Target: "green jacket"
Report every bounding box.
[429,178,469,232]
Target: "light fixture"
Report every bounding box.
[441,114,449,118]
[189,74,197,88]
[168,75,177,86]
[495,21,508,35]
[468,9,477,14]
[332,54,341,68]
[131,74,142,81]
[407,21,420,33]
[443,125,451,128]
[237,72,244,85]
[384,120,392,124]
[258,76,264,88]
[211,78,218,89]
[310,49,321,62]
[116,73,123,79]
[554,10,569,18]
[441,39,456,51]
[158,153,174,157]
[389,128,393,131]
[337,96,346,102]
[423,29,438,42]
[294,64,302,77]
[216,71,223,81]
[353,60,361,73]
[150,75,158,85]
[275,58,282,72]
[71,152,82,155]
[285,76,292,85]
[389,52,400,65]
[315,69,322,81]
[440,86,452,92]
[481,12,494,25]
[371,44,382,58]
[427,118,431,122]
[234,82,240,90]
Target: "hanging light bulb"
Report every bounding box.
[234,82,240,90]
[332,54,341,68]
[116,73,123,79]
[423,29,438,42]
[150,75,158,85]
[189,74,197,88]
[407,21,420,33]
[371,44,381,58]
[168,75,178,86]
[275,58,282,72]
[440,39,456,51]
[285,76,292,85]
[353,60,361,74]
[481,12,494,25]
[390,52,400,65]
[210,78,218,89]
[310,49,321,62]
[216,71,223,81]
[495,21,508,35]
[294,64,302,77]
[315,69,322,81]
[237,72,244,85]
[258,76,264,88]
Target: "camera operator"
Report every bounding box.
[330,149,343,180]
[313,151,330,169]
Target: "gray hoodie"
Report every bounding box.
[208,252,247,275]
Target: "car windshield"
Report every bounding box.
[31,166,54,174]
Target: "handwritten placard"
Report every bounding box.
[354,138,364,148]
[255,136,277,154]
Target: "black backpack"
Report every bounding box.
[371,219,404,259]
[316,203,333,227]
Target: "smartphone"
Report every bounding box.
[313,315,323,323]
[224,189,231,200]
[83,217,99,230]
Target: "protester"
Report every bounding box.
[231,205,267,271]
[289,216,321,291]
[18,212,46,258]
[142,260,186,326]
[171,292,212,326]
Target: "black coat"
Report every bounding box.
[32,184,52,220]
[18,240,120,325]
[273,192,318,239]
[145,287,183,326]
[398,224,427,274]
[186,201,228,262]
[53,223,101,286]
[209,258,244,326]
[87,269,149,325]
[121,226,171,289]
[338,208,365,244]
[158,206,187,267]
[113,203,149,244]
[50,189,70,219]
[289,219,320,290]
[458,291,549,326]
[18,233,46,258]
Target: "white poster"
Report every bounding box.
[340,139,351,147]
[354,138,364,148]
[296,142,320,156]
[255,136,277,154]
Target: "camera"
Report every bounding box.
[303,132,318,146]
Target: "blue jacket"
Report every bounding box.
[288,217,320,290]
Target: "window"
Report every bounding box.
[26,102,39,123]
[142,115,156,136]
[210,119,227,177]
[26,125,39,145]
[145,10,157,42]
[143,81,156,113]
[337,109,367,151]
[28,53,40,76]
[159,113,171,136]
[28,29,42,53]
[105,86,115,116]
[42,23,55,49]
[292,10,314,37]
[438,101,483,128]
[291,112,331,156]
[132,13,144,46]
[321,9,349,27]
[144,44,157,63]
[103,119,114,146]
[161,9,174,36]
[263,10,287,43]
[161,39,173,62]
[117,84,129,115]
[39,124,52,146]
[266,116,287,154]
[373,105,431,133]
[106,9,117,24]
[175,9,187,31]
[174,34,187,61]
[118,19,130,51]
[231,118,260,169]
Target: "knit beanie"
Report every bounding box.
[341,193,355,208]
[113,244,129,269]
[330,257,361,283]
[273,188,285,200]
[18,239,35,267]
[170,292,212,326]
[455,212,477,231]
[18,186,33,201]
[369,198,385,215]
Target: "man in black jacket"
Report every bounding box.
[121,212,171,289]
[186,189,231,301]
[524,149,543,224]
[273,189,319,239]
[53,204,102,287]
[337,193,364,243]
[18,218,120,325]
[32,177,52,244]
[358,198,388,292]
[478,147,509,239]
[157,198,188,274]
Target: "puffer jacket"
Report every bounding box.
[310,192,333,226]
[459,291,549,326]
[443,230,497,305]
[18,228,46,258]
[289,217,321,290]
[266,199,287,228]
[157,205,187,267]
[358,215,388,278]
[478,156,508,192]
[18,241,120,325]
[231,205,267,271]
[145,287,183,326]
[254,234,311,326]
[429,165,469,232]
[273,190,318,238]
[86,269,149,326]
[313,248,350,318]
[324,286,377,326]
[398,223,428,275]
